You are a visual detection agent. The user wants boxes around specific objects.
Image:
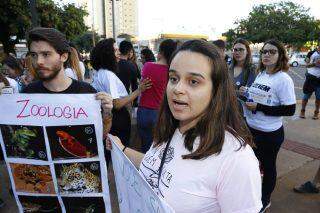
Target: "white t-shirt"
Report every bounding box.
[6,77,19,93]
[245,71,296,132]
[91,69,128,99]
[307,51,320,78]
[139,129,262,213]
[65,64,85,81]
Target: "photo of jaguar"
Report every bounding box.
[56,162,102,194]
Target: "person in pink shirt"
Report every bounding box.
[138,39,177,153]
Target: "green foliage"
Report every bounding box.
[223,1,320,48]
[73,31,100,53]
[0,0,88,54]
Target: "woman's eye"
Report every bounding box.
[169,76,178,83]
[190,79,199,85]
[43,53,49,57]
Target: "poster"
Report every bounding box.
[0,94,111,213]
[110,137,174,213]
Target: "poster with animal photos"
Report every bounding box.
[0,94,111,213]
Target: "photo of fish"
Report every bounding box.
[0,125,47,160]
[46,125,98,160]
[55,162,102,194]
[10,163,55,194]
[18,195,62,213]
[62,197,105,213]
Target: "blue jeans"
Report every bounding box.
[137,107,158,153]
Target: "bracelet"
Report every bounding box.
[122,146,127,152]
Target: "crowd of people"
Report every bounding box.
[0,27,319,212]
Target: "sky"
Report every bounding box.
[62,0,320,40]
[138,0,320,39]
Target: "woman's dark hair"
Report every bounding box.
[159,39,177,65]
[2,56,23,76]
[0,72,9,86]
[141,48,155,63]
[154,40,253,160]
[258,39,289,73]
[231,38,254,85]
[90,38,117,72]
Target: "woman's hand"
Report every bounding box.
[138,78,152,92]
[106,134,124,151]
[95,92,113,116]
[238,86,247,96]
[245,101,257,111]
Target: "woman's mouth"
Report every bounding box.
[172,99,188,111]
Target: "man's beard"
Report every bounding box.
[36,63,62,82]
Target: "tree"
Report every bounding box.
[73,31,101,53]
[223,1,320,48]
[0,0,88,55]
[0,0,31,54]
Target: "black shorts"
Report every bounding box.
[303,73,320,94]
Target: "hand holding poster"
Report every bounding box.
[110,136,174,213]
[0,94,111,213]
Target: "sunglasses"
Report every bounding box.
[233,48,245,52]
[260,49,278,55]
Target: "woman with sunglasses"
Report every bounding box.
[108,40,262,212]
[229,38,256,115]
[244,39,296,212]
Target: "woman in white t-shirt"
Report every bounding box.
[244,39,296,212]
[91,38,151,148]
[64,47,85,81]
[107,40,262,213]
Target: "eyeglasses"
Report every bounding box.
[233,48,245,52]
[260,49,278,55]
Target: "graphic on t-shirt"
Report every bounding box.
[249,83,272,105]
[46,125,98,160]
[140,146,174,197]
[0,125,47,160]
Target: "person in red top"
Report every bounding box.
[137,39,177,153]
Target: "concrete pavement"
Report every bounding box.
[0,102,319,213]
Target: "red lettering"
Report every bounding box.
[63,106,72,119]
[31,105,40,116]
[76,107,88,118]
[54,107,63,118]
[38,106,47,116]
[16,99,31,118]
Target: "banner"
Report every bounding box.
[0,94,111,213]
[110,137,174,213]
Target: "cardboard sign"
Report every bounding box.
[110,137,174,213]
[0,94,111,213]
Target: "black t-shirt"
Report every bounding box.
[22,79,97,94]
[117,59,138,93]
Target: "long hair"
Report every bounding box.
[230,38,254,86]
[2,56,23,76]
[258,39,289,73]
[25,56,37,79]
[0,73,9,86]
[90,38,117,72]
[153,40,253,160]
[68,47,83,81]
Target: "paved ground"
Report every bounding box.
[1,68,319,212]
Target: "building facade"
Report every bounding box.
[78,0,138,38]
